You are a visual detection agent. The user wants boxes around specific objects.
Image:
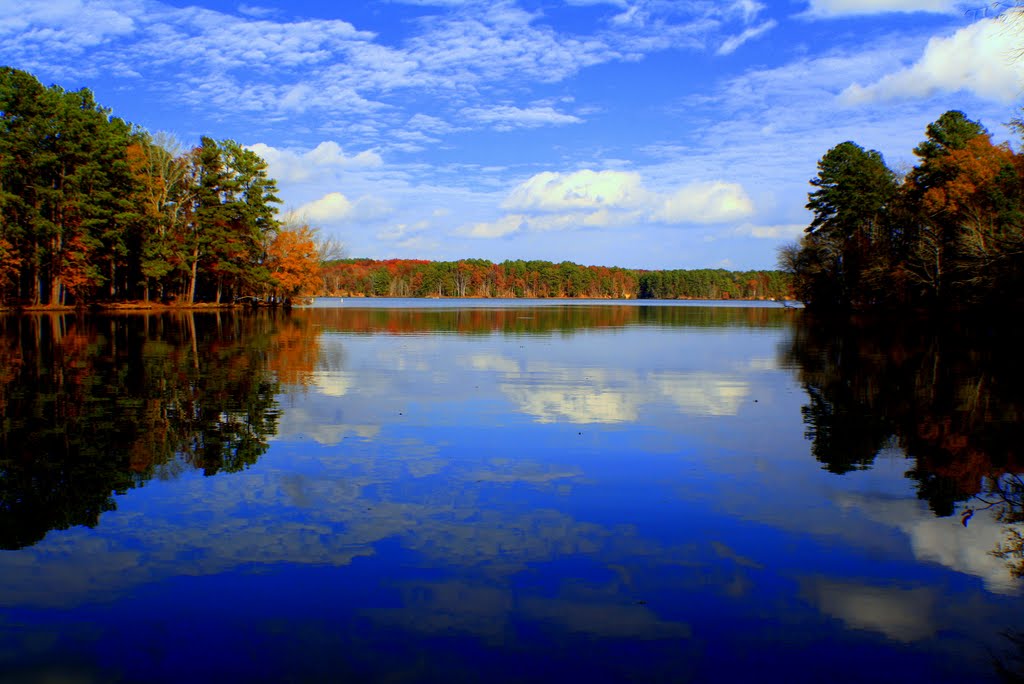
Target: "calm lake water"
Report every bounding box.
[1,300,1022,683]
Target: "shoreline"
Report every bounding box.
[0,294,788,314]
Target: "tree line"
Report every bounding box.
[323,258,793,300]
[784,110,1024,310]
[0,67,321,307]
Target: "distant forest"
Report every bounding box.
[322,259,793,300]
[785,110,1024,310]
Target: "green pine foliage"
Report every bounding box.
[0,68,282,306]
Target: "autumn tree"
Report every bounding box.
[918,135,1023,299]
[266,224,322,300]
[900,111,990,302]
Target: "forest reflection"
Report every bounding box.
[294,302,793,334]
[786,314,1024,576]
[0,311,318,550]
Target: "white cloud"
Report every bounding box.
[407,113,456,135]
[378,220,430,241]
[461,214,526,238]
[502,383,640,423]
[503,170,649,212]
[729,0,767,23]
[308,141,382,168]
[0,0,736,138]
[840,18,1024,105]
[247,142,382,184]
[717,19,777,56]
[460,105,584,130]
[804,0,960,17]
[461,170,756,239]
[294,192,354,223]
[654,181,755,224]
[0,0,139,46]
[732,223,806,239]
[237,4,276,18]
[468,354,522,375]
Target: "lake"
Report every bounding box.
[1,300,1022,683]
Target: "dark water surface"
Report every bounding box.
[1,301,1022,683]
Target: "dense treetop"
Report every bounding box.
[784,110,1024,311]
[0,67,320,307]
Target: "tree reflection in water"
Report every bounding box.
[0,311,320,551]
[969,474,1024,578]
[786,313,1024,578]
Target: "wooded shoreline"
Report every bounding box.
[0,291,791,313]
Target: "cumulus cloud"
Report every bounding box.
[804,0,960,17]
[840,18,1024,104]
[502,170,649,212]
[294,192,354,223]
[287,192,389,227]
[247,142,382,184]
[466,355,760,423]
[654,181,755,224]
[463,169,754,238]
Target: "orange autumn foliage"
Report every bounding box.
[921,135,1018,219]
[266,225,322,298]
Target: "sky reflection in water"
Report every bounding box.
[0,303,1021,683]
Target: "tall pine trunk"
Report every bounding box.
[187,243,199,304]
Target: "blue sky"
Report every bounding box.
[2,0,1022,269]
